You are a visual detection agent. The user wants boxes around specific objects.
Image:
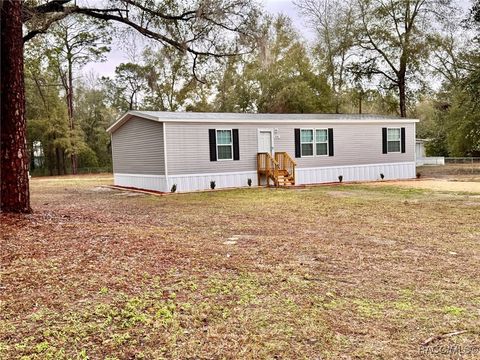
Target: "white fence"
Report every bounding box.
[416,157,445,166]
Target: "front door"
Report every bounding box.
[258,130,273,154]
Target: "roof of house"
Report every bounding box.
[107,110,419,133]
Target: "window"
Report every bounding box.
[387,128,401,153]
[316,129,328,156]
[300,129,314,156]
[216,129,233,160]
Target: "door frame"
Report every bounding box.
[257,128,275,154]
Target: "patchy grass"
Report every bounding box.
[1,175,480,359]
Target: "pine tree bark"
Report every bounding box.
[55,147,62,175]
[398,63,407,118]
[67,57,77,174]
[398,80,407,118]
[398,58,407,118]
[0,0,32,213]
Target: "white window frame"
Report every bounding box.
[216,129,233,161]
[315,128,329,156]
[387,127,401,153]
[300,128,314,157]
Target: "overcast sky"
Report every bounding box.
[83,0,304,77]
[83,0,473,78]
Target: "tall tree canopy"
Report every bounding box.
[354,0,453,118]
[213,16,333,113]
[295,0,355,113]
[45,15,111,174]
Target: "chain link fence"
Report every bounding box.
[418,157,480,177]
[445,157,480,164]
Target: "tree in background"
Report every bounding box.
[295,0,355,113]
[25,39,114,175]
[441,1,480,156]
[215,55,245,112]
[354,0,454,117]
[25,38,71,176]
[213,16,333,113]
[143,46,198,111]
[256,16,333,113]
[75,77,115,169]
[415,1,480,156]
[103,63,149,112]
[1,0,258,213]
[101,44,210,113]
[45,15,111,174]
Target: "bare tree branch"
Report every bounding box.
[22,1,255,59]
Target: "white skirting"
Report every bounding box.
[114,173,168,192]
[114,171,258,192]
[167,171,258,192]
[296,162,416,184]
[114,162,416,193]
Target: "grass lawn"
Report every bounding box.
[1,174,480,359]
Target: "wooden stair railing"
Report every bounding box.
[257,151,296,187]
[275,152,296,186]
[257,152,280,187]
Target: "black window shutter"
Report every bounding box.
[401,127,406,153]
[328,128,334,156]
[233,129,240,160]
[382,127,388,154]
[294,128,301,158]
[209,129,217,161]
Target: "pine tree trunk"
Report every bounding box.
[67,58,78,174]
[398,80,407,118]
[0,0,32,213]
[398,64,407,118]
[62,149,67,175]
[55,147,62,175]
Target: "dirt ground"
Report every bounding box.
[1,174,480,359]
[368,179,480,193]
[368,164,480,193]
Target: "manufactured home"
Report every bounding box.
[107,111,418,192]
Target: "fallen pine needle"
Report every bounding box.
[422,330,469,346]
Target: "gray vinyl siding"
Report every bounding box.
[165,122,415,175]
[111,117,165,175]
